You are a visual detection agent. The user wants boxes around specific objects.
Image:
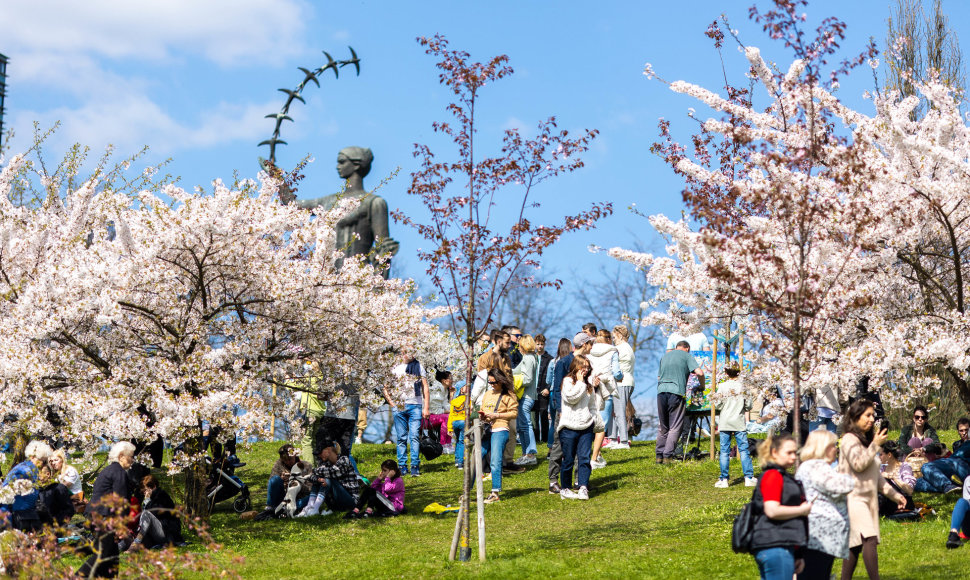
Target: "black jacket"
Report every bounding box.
[146,488,184,543]
[537,351,553,395]
[86,462,132,518]
[750,465,808,552]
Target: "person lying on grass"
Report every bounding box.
[346,459,405,519]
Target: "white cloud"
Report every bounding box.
[10,96,279,156]
[1,0,315,161]
[3,0,310,67]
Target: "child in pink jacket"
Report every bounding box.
[346,460,405,518]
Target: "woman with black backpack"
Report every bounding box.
[750,433,812,580]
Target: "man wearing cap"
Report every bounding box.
[257,444,313,520]
[297,440,361,516]
[655,340,704,464]
[546,332,597,493]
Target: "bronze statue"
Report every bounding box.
[299,146,399,277]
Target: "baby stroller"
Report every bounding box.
[206,449,251,514]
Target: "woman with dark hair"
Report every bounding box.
[428,370,455,450]
[478,368,518,504]
[839,400,906,580]
[877,442,915,516]
[897,405,940,456]
[748,433,811,580]
[545,337,574,442]
[346,459,405,518]
[134,475,185,548]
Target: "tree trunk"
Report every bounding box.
[949,369,970,412]
[181,437,210,517]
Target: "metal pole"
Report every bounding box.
[270,384,277,440]
[474,418,486,561]
[710,338,718,460]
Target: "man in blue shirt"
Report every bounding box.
[656,340,703,464]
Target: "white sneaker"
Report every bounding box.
[318,509,333,516]
[560,488,578,500]
[354,436,363,445]
[745,477,758,487]
[613,442,631,450]
[714,478,729,488]
[602,439,616,449]
[577,486,589,500]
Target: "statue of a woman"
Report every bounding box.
[298,147,399,277]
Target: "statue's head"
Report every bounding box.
[337,146,373,178]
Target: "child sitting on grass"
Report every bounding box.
[346,460,405,519]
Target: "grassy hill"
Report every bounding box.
[202,433,966,579]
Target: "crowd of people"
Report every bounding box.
[0,440,186,578]
[6,321,970,579]
[411,323,640,503]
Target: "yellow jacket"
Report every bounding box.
[447,395,466,433]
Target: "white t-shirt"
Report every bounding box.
[667,332,710,352]
[393,361,427,406]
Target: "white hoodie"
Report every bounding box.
[587,343,620,399]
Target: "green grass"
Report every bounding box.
[195,432,968,580]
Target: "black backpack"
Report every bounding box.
[731,487,759,554]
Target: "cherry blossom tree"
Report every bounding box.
[0,154,448,514]
[393,35,611,561]
[616,0,970,425]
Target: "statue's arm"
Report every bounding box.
[370,196,390,240]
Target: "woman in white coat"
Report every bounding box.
[586,330,623,468]
[608,325,635,449]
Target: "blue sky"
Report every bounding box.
[3,0,969,387]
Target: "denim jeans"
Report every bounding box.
[313,478,356,512]
[601,396,614,436]
[719,431,754,479]
[481,429,510,492]
[809,417,837,433]
[517,396,538,456]
[452,420,465,466]
[951,498,970,534]
[754,546,795,580]
[394,404,423,471]
[914,458,970,492]
[548,409,559,449]
[560,425,594,490]
[266,475,309,510]
[610,385,633,442]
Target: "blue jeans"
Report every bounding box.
[452,420,465,466]
[548,409,558,449]
[560,425,594,489]
[754,546,795,580]
[311,478,356,512]
[809,417,837,433]
[601,396,614,436]
[719,431,754,479]
[951,498,970,534]
[481,429,510,492]
[394,404,422,471]
[914,458,970,492]
[266,475,309,510]
[517,396,538,456]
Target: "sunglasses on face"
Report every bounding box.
[914,415,926,420]
[488,380,497,385]
[510,333,522,338]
